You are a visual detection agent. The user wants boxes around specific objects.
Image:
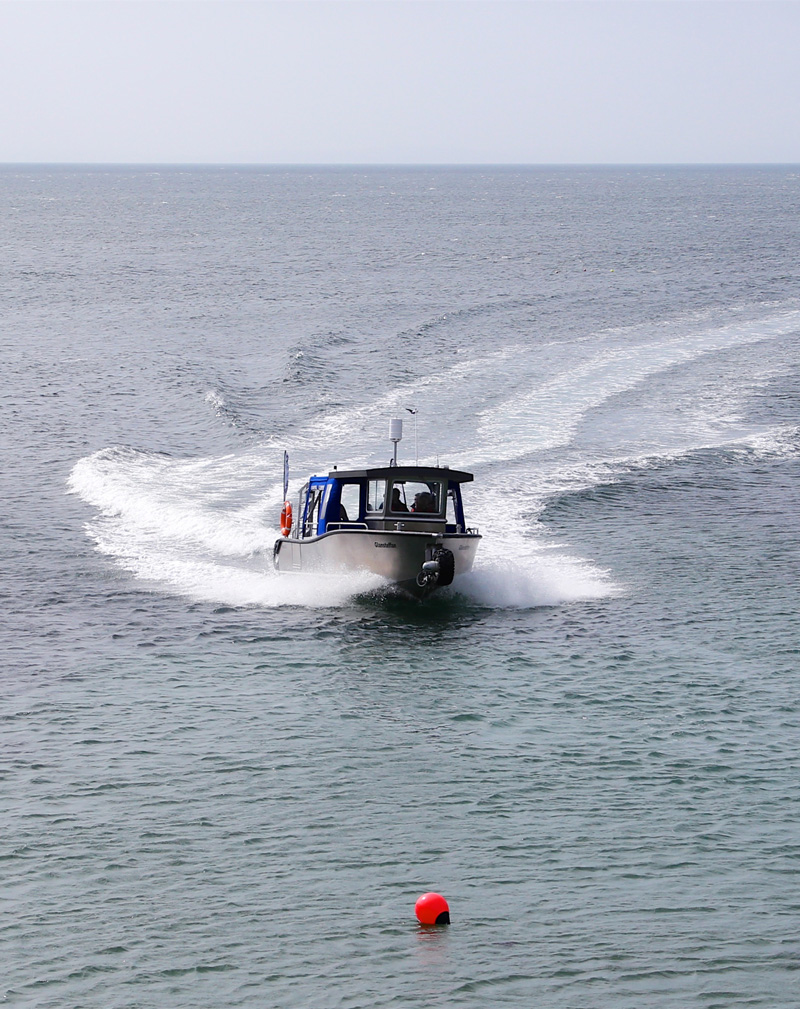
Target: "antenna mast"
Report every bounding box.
[405,407,418,464]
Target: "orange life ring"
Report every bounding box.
[280,501,292,537]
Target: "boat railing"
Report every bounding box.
[324,520,479,534]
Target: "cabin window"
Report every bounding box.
[339,483,361,522]
[389,480,443,515]
[367,479,384,513]
[304,486,324,536]
[321,483,331,515]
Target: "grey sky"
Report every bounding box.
[1,1,798,164]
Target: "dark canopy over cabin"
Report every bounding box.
[296,465,475,538]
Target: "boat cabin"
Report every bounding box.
[294,465,474,539]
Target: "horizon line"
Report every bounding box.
[1,160,799,170]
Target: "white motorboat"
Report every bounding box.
[273,421,481,598]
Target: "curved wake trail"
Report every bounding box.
[69,306,799,609]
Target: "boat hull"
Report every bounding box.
[273,528,480,598]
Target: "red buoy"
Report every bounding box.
[415,892,450,925]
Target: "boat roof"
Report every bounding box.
[329,464,474,483]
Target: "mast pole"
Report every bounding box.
[405,406,418,464]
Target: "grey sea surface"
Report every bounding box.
[2,165,800,1007]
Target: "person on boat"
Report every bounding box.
[412,491,435,513]
[391,488,409,512]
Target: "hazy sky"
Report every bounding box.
[1,1,798,164]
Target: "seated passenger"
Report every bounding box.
[391,488,409,512]
[412,491,435,513]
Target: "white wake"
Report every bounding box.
[69,306,799,609]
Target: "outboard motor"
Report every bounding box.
[434,547,455,586]
[415,547,455,589]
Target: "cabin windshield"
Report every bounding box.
[389,479,443,516]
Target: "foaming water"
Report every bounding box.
[68,304,800,610]
[67,445,613,608]
[454,555,613,608]
[69,447,277,555]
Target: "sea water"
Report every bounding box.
[2,165,799,1007]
